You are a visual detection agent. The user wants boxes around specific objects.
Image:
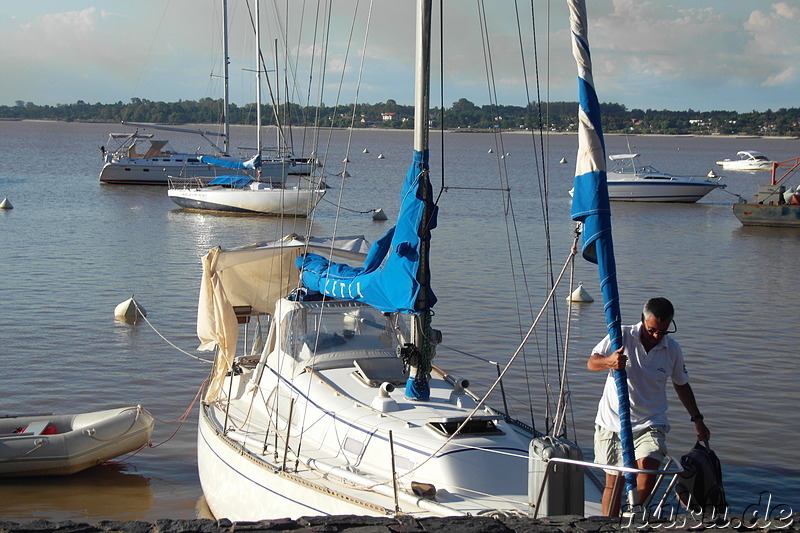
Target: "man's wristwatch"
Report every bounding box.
[690,413,704,423]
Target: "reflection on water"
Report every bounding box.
[1,465,152,521]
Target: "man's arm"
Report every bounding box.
[674,382,711,442]
[587,346,626,371]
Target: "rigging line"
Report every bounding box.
[385,246,580,486]
[244,0,288,147]
[323,0,372,246]
[442,185,510,192]
[522,0,567,431]
[132,301,212,364]
[553,228,582,438]
[131,1,171,101]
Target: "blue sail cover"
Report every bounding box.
[567,0,637,499]
[297,150,437,314]
[200,154,261,169]
[208,176,253,188]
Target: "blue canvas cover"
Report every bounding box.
[297,150,437,314]
[568,0,636,498]
[208,176,253,188]
[200,154,261,169]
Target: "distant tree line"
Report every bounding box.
[2,97,800,137]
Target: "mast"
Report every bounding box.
[222,0,230,155]
[406,0,434,401]
[255,0,263,162]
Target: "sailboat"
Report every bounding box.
[193,0,653,521]
[167,0,325,216]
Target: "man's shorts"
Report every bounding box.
[594,424,667,476]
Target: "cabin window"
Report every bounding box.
[427,418,503,437]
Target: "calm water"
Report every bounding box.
[1,120,798,521]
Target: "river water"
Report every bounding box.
[0,120,797,521]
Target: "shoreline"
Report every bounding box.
[1,513,798,533]
[4,118,798,140]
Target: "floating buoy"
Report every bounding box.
[505,152,510,157]
[0,197,12,209]
[377,154,385,159]
[363,148,369,153]
[488,149,494,154]
[371,208,388,221]
[343,157,350,163]
[567,284,594,303]
[340,170,351,177]
[559,157,568,164]
[707,169,717,179]
[115,296,146,320]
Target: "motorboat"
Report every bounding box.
[0,406,154,477]
[716,150,775,172]
[595,153,726,202]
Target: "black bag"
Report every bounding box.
[675,440,728,514]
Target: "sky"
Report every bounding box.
[1,1,798,113]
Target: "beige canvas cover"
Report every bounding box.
[198,234,370,401]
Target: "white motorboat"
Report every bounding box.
[168,175,325,216]
[191,0,664,522]
[716,150,775,171]
[595,153,725,202]
[0,406,154,477]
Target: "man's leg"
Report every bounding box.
[636,456,660,506]
[602,473,624,516]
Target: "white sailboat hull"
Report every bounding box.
[196,339,602,521]
[197,406,391,520]
[168,185,325,216]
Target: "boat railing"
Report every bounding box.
[167,175,208,189]
[532,455,684,519]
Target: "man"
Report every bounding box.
[587,297,710,516]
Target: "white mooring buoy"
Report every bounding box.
[115,296,147,320]
[371,208,388,221]
[0,197,12,209]
[363,148,369,153]
[559,157,568,164]
[377,154,385,159]
[567,283,594,303]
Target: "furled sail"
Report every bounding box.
[567,0,637,502]
[200,154,261,169]
[297,150,437,314]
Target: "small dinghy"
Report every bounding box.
[0,406,154,477]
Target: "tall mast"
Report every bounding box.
[413,0,431,154]
[222,0,230,155]
[255,0,263,159]
[406,0,433,401]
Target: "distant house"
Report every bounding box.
[382,112,397,122]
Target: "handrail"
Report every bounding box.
[770,156,800,186]
[546,455,684,476]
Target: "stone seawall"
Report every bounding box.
[2,513,798,533]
